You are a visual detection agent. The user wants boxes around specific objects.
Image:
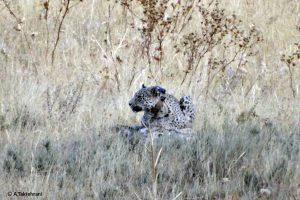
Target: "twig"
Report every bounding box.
[43,0,50,60]
[2,0,31,50]
[91,36,109,59]
[1,0,21,23]
[113,28,128,58]
[69,79,85,115]
[172,192,183,200]
[51,0,70,65]
[287,64,296,98]
[51,0,77,65]
[50,0,83,65]
[147,128,163,200]
[227,151,246,176]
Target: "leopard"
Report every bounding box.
[128,84,196,130]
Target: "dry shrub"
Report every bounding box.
[121,0,262,103]
[281,42,300,98]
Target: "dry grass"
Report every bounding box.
[0,0,300,199]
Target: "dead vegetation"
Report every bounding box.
[0,0,300,199]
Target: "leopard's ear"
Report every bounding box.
[156,86,166,94]
[142,84,147,88]
[151,86,166,96]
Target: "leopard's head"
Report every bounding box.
[129,84,166,112]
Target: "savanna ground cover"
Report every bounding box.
[0,0,299,199]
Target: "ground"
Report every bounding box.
[0,0,300,199]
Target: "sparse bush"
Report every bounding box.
[45,81,84,121]
[33,138,57,173]
[2,145,24,175]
